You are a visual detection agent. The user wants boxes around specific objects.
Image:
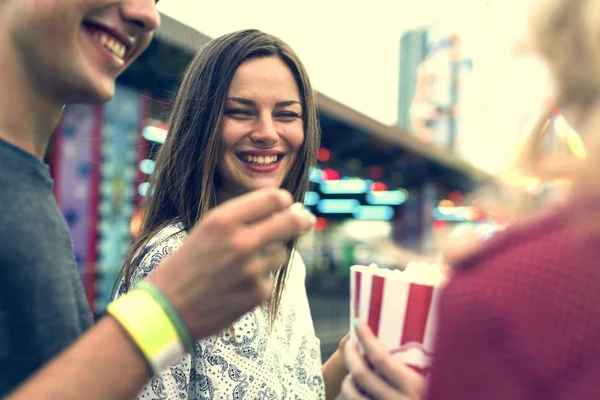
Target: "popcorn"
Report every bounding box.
[350,262,445,377]
[403,261,447,286]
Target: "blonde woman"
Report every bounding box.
[343,0,600,398]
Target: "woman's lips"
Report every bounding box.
[236,153,285,173]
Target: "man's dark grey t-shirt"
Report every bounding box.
[0,139,93,395]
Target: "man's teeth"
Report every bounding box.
[92,31,126,59]
[244,155,279,165]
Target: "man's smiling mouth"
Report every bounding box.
[83,22,130,61]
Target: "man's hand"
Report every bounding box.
[150,188,315,339]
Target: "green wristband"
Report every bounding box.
[135,281,195,351]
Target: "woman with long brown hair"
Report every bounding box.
[114,30,347,399]
[343,0,600,398]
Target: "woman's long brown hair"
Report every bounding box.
[115,29,320,326]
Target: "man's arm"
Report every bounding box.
[6,189,316,400]
[8,317,148,400]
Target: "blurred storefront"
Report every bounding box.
[48,15,489,359]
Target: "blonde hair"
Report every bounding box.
[389,1,600,265]
[474,0,600,222]
[527,0,600,194]
[532,0,600,110]
[431,0,600,265]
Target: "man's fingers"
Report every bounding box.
[259,244,288,277]
[216,188,294,225]
[227,255,278,304]
[244,203,316,248]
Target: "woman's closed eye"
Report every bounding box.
[275,111,302,122]
[225,109,254,119]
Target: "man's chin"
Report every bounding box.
[64,83,116,105]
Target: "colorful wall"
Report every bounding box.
[51,84,148,315]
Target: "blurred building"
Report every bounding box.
[399,27,474,153]
[398,29,429,131]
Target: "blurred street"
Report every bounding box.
[309,295,350,361]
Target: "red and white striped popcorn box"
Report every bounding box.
[350,263,444,377]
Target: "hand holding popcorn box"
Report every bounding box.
[350,262,445,377]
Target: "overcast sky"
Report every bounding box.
[156,1,542,173]
[155,0,491,125]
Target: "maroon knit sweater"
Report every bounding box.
[427,195,600,400]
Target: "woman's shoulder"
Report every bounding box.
[125,222,188,289]
[449,203,600,295]
[143,221,187,258]
[146,221,187,248]
[442,199,600,359]
[287,249,307,282]
[452,196,600,289]
[433,197,600,395]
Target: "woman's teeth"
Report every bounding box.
[92,31,126,60]
[243,155,279,165]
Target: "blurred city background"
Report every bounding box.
[46,0,584,360]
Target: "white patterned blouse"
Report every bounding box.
[115,223,325,400]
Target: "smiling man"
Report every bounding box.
[0,0,158,393]
[0,1,316,399]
